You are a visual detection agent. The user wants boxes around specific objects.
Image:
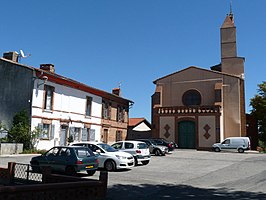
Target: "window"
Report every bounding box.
[125,142,134,149]
[117,106,125,122]
[69,127,81,141]
[112,142,123,149]
[85,96,92,116]
[116,131,122,141]
[38,123,55,140]
[102,100,111,119]
[215,89,222,102]
[44,85,54,110]
[102,101,108,119]
[222,139,230,144]
[182,89,201,106]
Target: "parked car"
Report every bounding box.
[212,137,251,153]
[150,138,175,151]
[135,139,168,156]
[71,142,134,171]
[111,140,151,166]
[30,146,99,176]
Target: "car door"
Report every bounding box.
[43,147,60,169]
[221,139,231,150]
[55,147,71,172]
[89,144,105,168]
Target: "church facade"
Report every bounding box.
[151,12,246,150]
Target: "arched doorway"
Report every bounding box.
[178,121,196,149]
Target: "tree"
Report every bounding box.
[8,110,31,150]
[250,81,266,144]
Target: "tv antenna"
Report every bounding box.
[18,50,31,62]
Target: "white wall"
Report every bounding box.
[31,79,102,150]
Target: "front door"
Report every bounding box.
[178,121,196,149]
[60,125,68,146]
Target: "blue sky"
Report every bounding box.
[1,0,265,121]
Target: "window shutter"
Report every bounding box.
[89,129,95,141]
[50,125,55,139]
[82,128,88,141]
[38,123,43,139]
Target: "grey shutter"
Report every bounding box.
[81,128,88,141]
[38,123,43,139]
[89,129,95,141]
[50,125,55,139]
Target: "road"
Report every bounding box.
[1,150,266,200]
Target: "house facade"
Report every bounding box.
[151,12,246,150]
[0,53,133,150]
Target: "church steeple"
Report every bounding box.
[220,1,244,77]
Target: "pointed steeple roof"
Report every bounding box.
[222,0,235,28]
[221,14,234,28]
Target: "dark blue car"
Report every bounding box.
[30,146,99,176]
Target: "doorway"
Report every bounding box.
[178,121,196,149]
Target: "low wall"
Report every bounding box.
[0,143,23,155]
[0,162,108,199]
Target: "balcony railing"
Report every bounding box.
[155,105,220,115]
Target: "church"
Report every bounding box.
[151,10,246,150]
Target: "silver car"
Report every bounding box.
[71,142,134,171]
[111,140,151,166]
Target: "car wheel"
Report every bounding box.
[86,170,96,176]
[238,148,244,153]
[105,160,116,171]
[31,161,40,173]
[154,149,161,156]
[214,147,220,152]
[65,166,76,176]
[141,160,150,165]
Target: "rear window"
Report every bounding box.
[137,143,148,149]
[75,148,93,158]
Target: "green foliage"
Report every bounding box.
[22,149,47,154]
[250,81,266,145]
[8,110,31,150]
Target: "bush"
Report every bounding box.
[21,149,47,154]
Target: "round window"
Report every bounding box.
[182,90,201,106]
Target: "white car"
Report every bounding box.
[111,140,151,166]
[71,142,134,171]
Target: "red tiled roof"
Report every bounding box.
[129,118,146,126]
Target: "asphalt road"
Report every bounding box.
[1,150,266,200]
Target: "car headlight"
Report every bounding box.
[115,155,127,160]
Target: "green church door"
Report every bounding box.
[178,121,196,149]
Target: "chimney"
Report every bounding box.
[3,52,19,62]
[40,64,55,73]
[112,88,121,96]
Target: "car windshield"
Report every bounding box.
[149,140,157,145]
[137,143,148,149]
[98,143,117,152]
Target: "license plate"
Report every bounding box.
[86,165,93,169]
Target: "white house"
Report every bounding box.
[0,54,133,150]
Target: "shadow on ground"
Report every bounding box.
[106,184,266,200]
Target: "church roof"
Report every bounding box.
[153,66,243,84]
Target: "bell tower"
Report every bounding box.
[220,3,244,77]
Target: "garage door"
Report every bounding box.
[178,121,196,149]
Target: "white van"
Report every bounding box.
[212,137,251,153]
